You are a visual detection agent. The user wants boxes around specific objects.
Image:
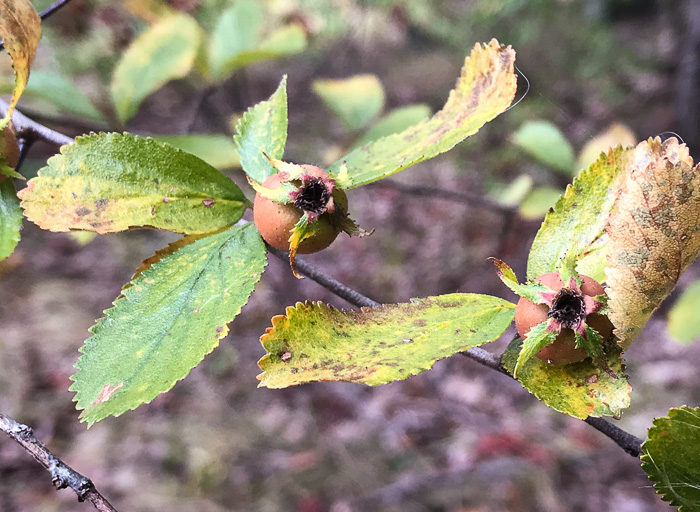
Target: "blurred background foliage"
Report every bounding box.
[1,0,699,511]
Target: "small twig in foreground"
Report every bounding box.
[0,413,118,512]
[0,100,74,147]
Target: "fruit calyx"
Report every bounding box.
[251,157,370,278]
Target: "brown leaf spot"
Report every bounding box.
[75,207,91,216]
[280,351,292,362]
[151,205,156,216]
[162,197,170,203]
[216,326,224,333]
[93,382,124,405]
[585,374,599,384]
[202,198,215,208]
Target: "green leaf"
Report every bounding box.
[518,187,562,219]
[207,0,262,80]
[210,24,307,81]
[234,76,288,183]
[502,337,630,419]
[492,174,533,206]
[667,281,700,344]
[0,178,22,260]
[71,223,267,426]
[152,134,240,169]
[527,145,630,281]
[19,133,247,234]
[111,14,202,123]
[23,70,107,124]
[641,406,700,512]
[512,120,575,174]
[326,39,517,188]
[490,258,551,303]
[514,319,558,378]
[313,74,386,133]
[352,104,432,149]
[258,294,515,388]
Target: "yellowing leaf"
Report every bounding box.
[502,337,631,419]
[111,14,202,123]
[606,137,700,349]
[0,0,41,127]
[327,39,517,188]
[258,294,515,388]
[577,123,636,171]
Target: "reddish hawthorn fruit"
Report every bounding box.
[514,272,613,365]
[253,164,348,254]
[0,125,20,183]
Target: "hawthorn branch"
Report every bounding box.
[271,250,644,459]
[0,413,118,512]
[0,100,74,147]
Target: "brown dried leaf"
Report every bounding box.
[606,137,700,349]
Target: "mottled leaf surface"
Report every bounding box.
[19,133,247,234]
[313,74,385,132]
[0,178,21,259]
[512,120,575,174]
[606,138,700,349]
[111,14,201,123]
[667,281,700,344]
[234,76,287,183]
[502,337,631,419]
[153,134,240,169]
[71,223,267,426]
[641,406,700,512]
[527,146,630,281]
[326,39,516,188]
[0,0,40,127]
[258,294,515,388]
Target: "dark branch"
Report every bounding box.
[0,0,75,51]
[0,413,118,512]
[0,99,75,147]
[584,416,643,457]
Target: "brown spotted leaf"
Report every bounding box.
[326,39,517,188]
[257,294,515,388]
[0,0,41,127]
[606,137,700,349]
[18,133,247,234]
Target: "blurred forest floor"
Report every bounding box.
[2,1,700,511]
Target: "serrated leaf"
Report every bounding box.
[606,138,700,350]
[527,145,631,281]
[258,294,515,388]
[518,187,562,219]
[207,0,262,80]
[641,406,700,511]
[152,134,240,169]
[514,319,558,377]
[18,133,247,234]
[71,223,267,426]
[502,336,630,419]
[0,0,41,128]
[22,70,107,124]
[326,39,516,188]
[313,74,385,133]
[210,24,307,81]
[111,14,202,123]
[0,178,21,260]
[667,281,700,344]
[352,104,432,149]
[512,120,575,174]
[234,76,288,183]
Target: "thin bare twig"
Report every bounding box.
[0,413,118,512]
[0,100,74,147]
